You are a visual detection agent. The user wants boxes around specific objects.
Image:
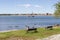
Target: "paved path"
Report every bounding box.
[36,34,60,40]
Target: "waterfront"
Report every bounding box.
[0,16,60,31]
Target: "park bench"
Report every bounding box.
[26,26,37,33]
[45,26,53,30]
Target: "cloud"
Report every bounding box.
[17,4,42,8]
[23,4,31,7]
[34,5,41,8]
[17,4,31,7]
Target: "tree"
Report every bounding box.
[54,2,60,16]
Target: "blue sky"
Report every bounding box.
[0,0,60,14]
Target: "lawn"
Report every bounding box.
[0,27,60,40]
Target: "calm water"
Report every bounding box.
[0,16,60,31]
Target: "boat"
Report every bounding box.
[32,16,34,17]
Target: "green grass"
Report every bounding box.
[0,27,60,40]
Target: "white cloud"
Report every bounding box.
[34,5,41,8]
[17,4,31,7]
[23,4,31,7]
[17,4,42,8]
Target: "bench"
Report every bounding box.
[45,26,53,30]
[26,26,37,33]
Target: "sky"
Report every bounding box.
[0,0,60,14]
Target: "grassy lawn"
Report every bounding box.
[0,27,60,40]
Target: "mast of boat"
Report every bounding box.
[32,11,33,15]
[31,11,34,17]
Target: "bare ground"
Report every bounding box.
[0,36,36,40]
[36,34,60,40]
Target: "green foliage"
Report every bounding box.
[54,2,60,16]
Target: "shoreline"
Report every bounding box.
[0,14,54,16]
[0,27,60,40]
[0,15,54,17]
[0,29,19,33]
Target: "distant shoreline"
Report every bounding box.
[0,14,54,16]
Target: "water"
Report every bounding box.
[0,16,60,31]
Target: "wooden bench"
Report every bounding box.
[26,26,37,33]
[45,26,53,30]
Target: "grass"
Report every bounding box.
[0,27,60,40]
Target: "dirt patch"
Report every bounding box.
[0,36,36,40]
[39,34,60,40]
